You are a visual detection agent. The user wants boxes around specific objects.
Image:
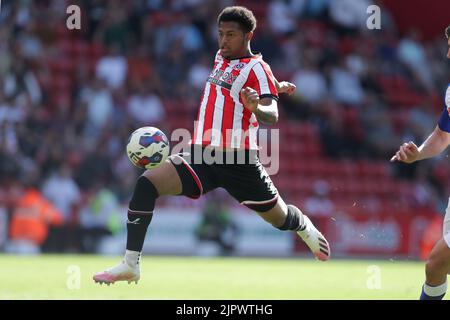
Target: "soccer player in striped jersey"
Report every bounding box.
[93,6,330,285]
[391,25,450,300]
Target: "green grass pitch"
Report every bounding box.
[0,254,428,299]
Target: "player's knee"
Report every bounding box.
[129,176,159,212]
[426,260,438,279]
[143,161,182,195]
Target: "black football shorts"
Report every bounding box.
[168,144,279,212]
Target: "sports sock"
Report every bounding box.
[420,280,447,300]
[126,176,158,252]
[125,250,141,267]
[278,204,306,231]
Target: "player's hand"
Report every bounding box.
[240,87,259,112]
[277,81,296,95]
[390,141,419,163]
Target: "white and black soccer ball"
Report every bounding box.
[126,127,170,170]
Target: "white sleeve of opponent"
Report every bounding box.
[446,85,450,108]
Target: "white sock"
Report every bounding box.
[424,280,448,297]
[125,250,141,267]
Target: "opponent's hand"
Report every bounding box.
[277,81,296,95]
[240,87,259,112]
[390,141,419,163]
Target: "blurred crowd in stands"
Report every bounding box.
[0,0,449,254]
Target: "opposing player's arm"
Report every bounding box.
[240,87,278,125]
[274,78,296,95]
[391,126,450,163]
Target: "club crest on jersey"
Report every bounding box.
[233,62,246,70]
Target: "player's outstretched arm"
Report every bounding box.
[274,78,296,95]
[390,126,450,163]
[241,87,278,125]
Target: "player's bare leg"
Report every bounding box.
[256,196,288,227]
[141,160,183,196]
[420,196,450,299]
[426,239,450,285]
[256,196,330,261]
[93,159,182,285]
[420,238,450,299]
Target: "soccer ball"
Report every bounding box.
[126,126,170,170]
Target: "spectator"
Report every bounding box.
[94,1,132,52]
[174,15,205,54]
[17,22,44,60]
[6,183,63,254]
[188,53,212,90]
[79,77,114,135]
[397,31,433,90]
[291,60,328,104]
[95,43,128,90]
[42,163,81,224]
[330,58,364,106]
[304,180,334,217]
[267,0,300,35]
[328,0,370,32]
[359,94,400,158]
[127,83,166,126]
[3,59,41,106]
[79,187,119,253]
[195,190,238,256]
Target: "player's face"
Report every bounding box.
[218,21,249,59]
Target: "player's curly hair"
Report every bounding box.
[446,25,450,39]
[217,6,257,33]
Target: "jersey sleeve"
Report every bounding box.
[438,85,450,133]
[250,62,279,101]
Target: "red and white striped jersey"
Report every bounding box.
[192,50,279,150]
